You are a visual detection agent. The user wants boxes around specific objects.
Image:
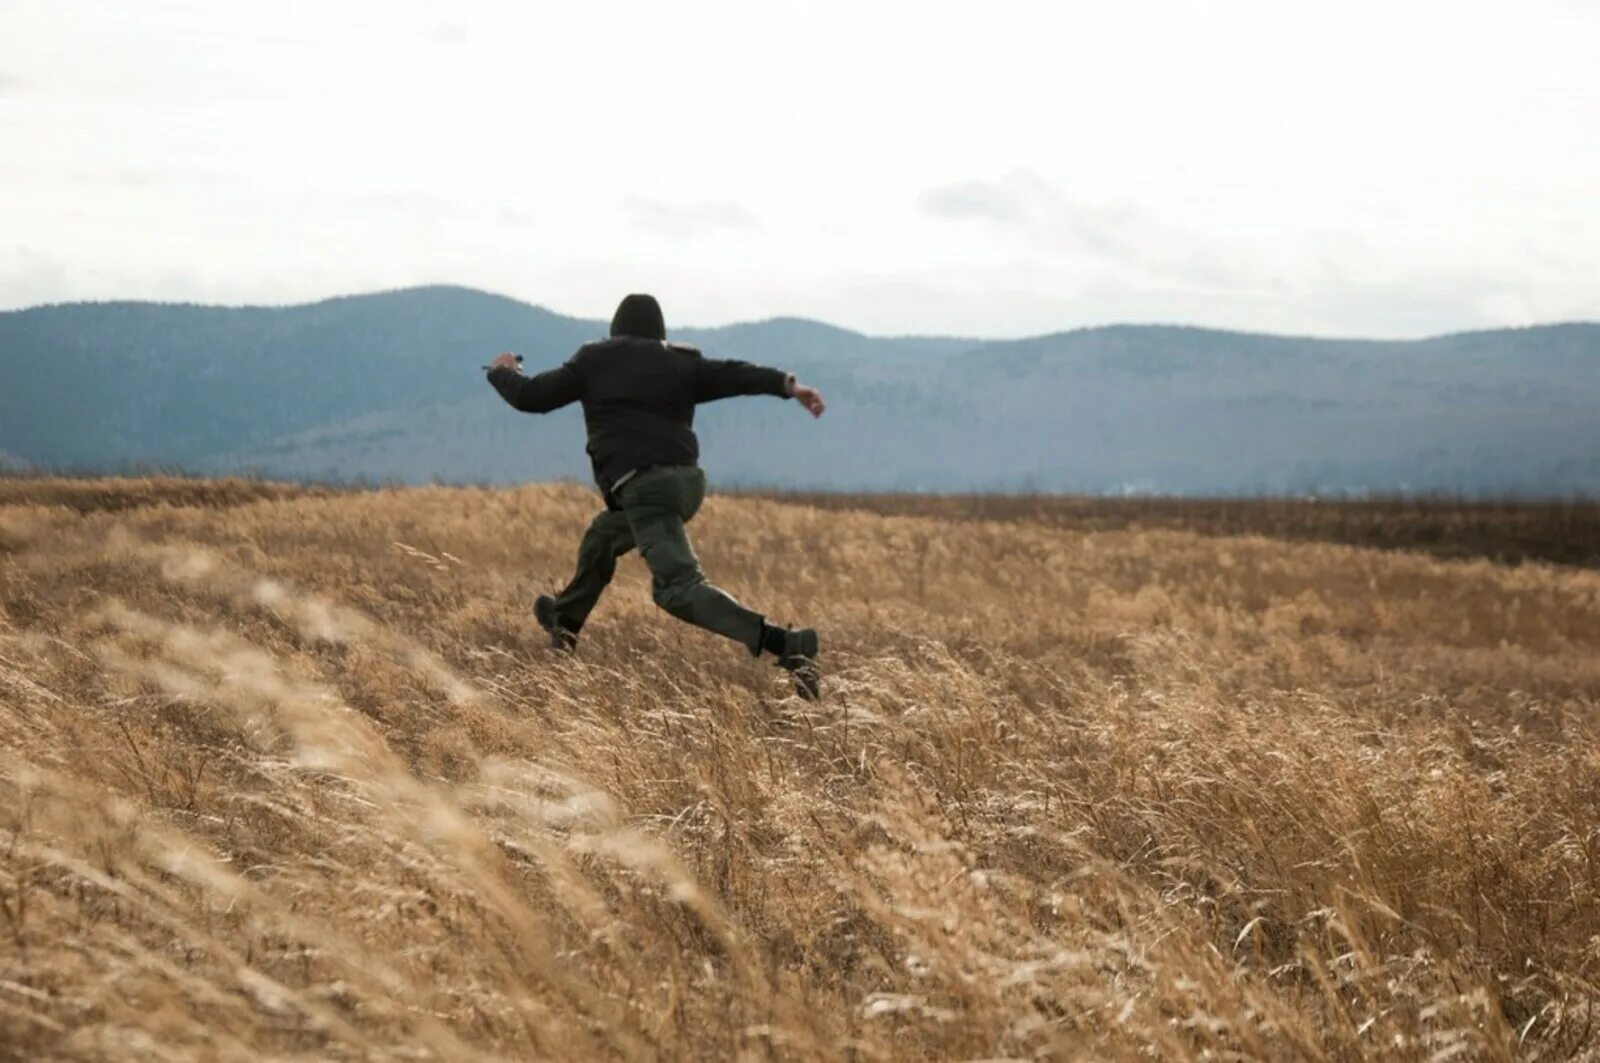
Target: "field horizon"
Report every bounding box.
[3,476,1598,1059]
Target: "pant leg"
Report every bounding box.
[551,508,635,631]
[618,467,764,654]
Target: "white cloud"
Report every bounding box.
[426,21,470,46]
[624,198,760,241]
[922,174,1152,261]
[921,179,1031,225]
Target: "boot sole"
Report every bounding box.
[534,596,577,652]
[791,629,819,660]
[782,629,821,700]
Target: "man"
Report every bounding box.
[486,293,827,699]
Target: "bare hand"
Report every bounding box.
[489,352,522,371]
[793,383,825,418]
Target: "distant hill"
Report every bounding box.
[2,286,1596,494]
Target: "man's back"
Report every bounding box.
[490,335,791,490]
[572,337,708,489]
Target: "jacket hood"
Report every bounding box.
[609,293,666,341]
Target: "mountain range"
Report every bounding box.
[2,286,1596,494]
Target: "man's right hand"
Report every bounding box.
[488,352,522,372]
[793,383,825,418]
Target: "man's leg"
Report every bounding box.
[620,469,765,654]
[548,508,635,635]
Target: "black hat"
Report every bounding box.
[610,293,666,340]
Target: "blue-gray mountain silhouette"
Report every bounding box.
[2,286,1596,494]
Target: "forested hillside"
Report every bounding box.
[2,287,1596,493]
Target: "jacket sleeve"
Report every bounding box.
[694,357,793,404]
[487,361,584,413]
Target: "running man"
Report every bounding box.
[486,293,826,698]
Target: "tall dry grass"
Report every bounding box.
[748,490,1600,568]
[1,477,1597,1059]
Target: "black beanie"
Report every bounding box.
[610,293,666,340]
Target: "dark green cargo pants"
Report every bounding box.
[549,465,764,654]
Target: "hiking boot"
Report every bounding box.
[534,595,578,652]
[777,627,821,700]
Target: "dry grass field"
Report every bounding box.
[749,492,1600,570]
[2,477,1598,1060]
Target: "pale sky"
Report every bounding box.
[2,0,1597,337]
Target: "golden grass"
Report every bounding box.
[743,490,1600,569]
[1,477,1597,1059]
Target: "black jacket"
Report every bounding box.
[488,337,792,491]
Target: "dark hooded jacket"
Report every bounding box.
[488,294,793,492]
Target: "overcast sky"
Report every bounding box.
[2,0,1597,337]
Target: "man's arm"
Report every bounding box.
[693,356,792,404]
[486,352,584,413]
[693,355,827,418]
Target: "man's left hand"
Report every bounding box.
[793,383,825,418]
[489,352,522,372]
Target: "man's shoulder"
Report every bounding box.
[573,337,700,357]
[569,337,625,367]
